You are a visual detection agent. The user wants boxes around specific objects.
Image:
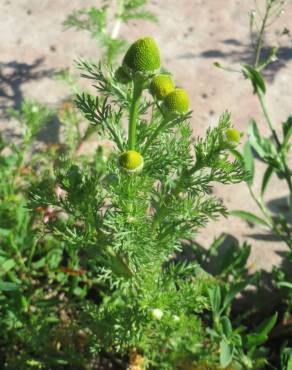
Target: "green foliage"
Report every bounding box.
[121,0,158,23]
[20,36,270,370]
[216,1,292,368]
[281,347,292,370]
[0,101,64,368]
[242,65,266,94]
[64,5,126,64]
[63,0,157,64]
[0,31,261,368]
[232,2,292,251]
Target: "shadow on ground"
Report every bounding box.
[0,58,54,118]
[0,58,62,145]
[245,195,292,242]
[180,233,291,316]
[177,37,292,82]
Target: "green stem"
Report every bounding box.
[248,185,273,228]
[249,185,292,248]
[257,90,280,147]
[11,133,31,192]
[9,234,29,275]
[253,3,272,68]
[111,0,124,39]
[128,75,143,150]
[143,117,168,153]
[257,90,292,203]
[143,113,184,154]
[152,168,190,229]
[28,229,45,269]
[152,156,206,229]
[107,246,133,278]
[6,271,29,312]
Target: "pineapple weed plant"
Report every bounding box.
[0,1,290,370]
[0,35,276,369]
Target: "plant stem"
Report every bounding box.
[111,19,121,40]
[248,185,273,227]
[143,112,185,153]
[257,90,292,203]
[143,117,168,153]
[128,75,143,150]
[253,2,272,68]
[257,90,280,147]
[111,0,124,39]
[249,185,292,248]
[11,132,31,193]
[6,271,29,312]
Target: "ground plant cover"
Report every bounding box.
[0,0,291,369]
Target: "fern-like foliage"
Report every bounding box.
[26,52,255,369]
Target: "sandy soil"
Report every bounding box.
[1,0,292,272]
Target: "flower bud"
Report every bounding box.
[151,308,163,320]
[115,66,131,84]
[163,88,190,115]
[150,74,175,100]
[119,150,144,173]
[123,37,160,74]
[226,128,241,144]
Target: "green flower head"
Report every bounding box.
[115,66,131,84]
[226,128,241,144]
[150,74,175,100]
[119,150,144,173]
[163,88,190,115]
[123,37,160,74]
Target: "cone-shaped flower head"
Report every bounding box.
[119,150,144,173]
[163,88,190,115]
[226,128,241,144]
[115,66,131,84]
[123,37,160,73]
[150,74,175,100]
